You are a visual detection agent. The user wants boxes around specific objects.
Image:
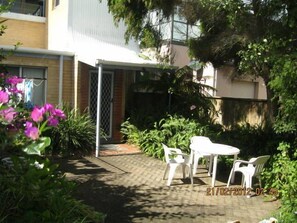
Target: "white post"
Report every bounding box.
[95,63,103,157]
[58,55,64,106]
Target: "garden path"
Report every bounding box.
[56,144,280,223]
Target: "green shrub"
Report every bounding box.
[120,118,143,145]
[46,105,105,157]
[121,115,217,160]
[0,156,105,222]
[263,143,297,223]
[213,123,283,159]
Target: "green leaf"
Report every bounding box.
[23,137,51,155]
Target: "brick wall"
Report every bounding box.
[79,62,91,112]
[1,18,46,49]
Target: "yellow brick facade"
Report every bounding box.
[1,18,46,49]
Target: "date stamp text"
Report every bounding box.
[206,187,279,196]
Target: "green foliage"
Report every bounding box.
[262,143,297,223]
[121,115,217,160]
[22,136,51,156]
[106,0,175,43]
[128,66,216,125]
[269,53,297,133]
[46,105,103,157]
[120,118,143,145]
[0,156,105,222]
[215,123,282,159]
[139,23,162,49]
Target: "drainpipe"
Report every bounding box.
[74,55,78,110]
[58,55,64,106]
[95,62,103,157]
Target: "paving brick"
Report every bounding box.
[57,146,280,223]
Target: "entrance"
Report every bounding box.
[89,71,114,139]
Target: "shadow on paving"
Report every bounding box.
[54,157,222,223]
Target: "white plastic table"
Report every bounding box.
[190,143,240,187]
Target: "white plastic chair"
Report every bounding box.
[227,155,270,189]
[190,136,213,175]
[162,144,193,186]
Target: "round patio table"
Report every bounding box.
[190,143,240,187]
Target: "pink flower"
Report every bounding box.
[53,108,66,119]
[0,107,17,123]
[25,125,39,140]
[0,90,9,103]
[8,87,23,94]
[6,76,23,85]
[47,116,59,126]
[25,121,33,128]
[44,103,54,113]
[31,107,45,122]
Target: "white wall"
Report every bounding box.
[47,0,70,50]
[47,0,152,66]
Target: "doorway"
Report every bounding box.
[89,71,114,139]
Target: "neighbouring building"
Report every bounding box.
[149,7,268,126]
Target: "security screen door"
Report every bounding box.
[89,71,114,138]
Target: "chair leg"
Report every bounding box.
[182,165,186,179]
[245,175,252,189]
[258,176,262,189]
[208,155,213,176]
[193,154,200,175]
[227,168,234,187]
[167,165,178,186]
[189,165,193,185]
[163,165,169,180]
[241,175,245,187]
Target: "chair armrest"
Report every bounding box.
[233,159,252,169]
[168,148,190,160]
[234,160,250,165]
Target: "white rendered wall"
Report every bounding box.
[47,0,153,66]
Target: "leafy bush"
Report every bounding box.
[213,123,283,159]
[263,143,297,223]
[46,105,105,157]
[121,115,218,160]
[0,156,105,222]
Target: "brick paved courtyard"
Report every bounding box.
[57,145,280,223]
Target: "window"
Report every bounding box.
[150,7,200,43]
[4,66,47,106]
[54,0,60,8]
[0,0,45,17]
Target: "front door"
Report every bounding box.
[89,71,114,139]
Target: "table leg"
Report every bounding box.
[231,154,238,183]
[208,155,213,176]
[211,155,218,187]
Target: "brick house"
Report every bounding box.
[0,0,159,147]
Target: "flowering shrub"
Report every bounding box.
[0,73,66,156]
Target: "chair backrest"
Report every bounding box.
[190,136,213,154]
[190,136,211,144]
[190,136,212,145]
[162,143,190,164]
[248,155,270,176]
[162,144,171,163]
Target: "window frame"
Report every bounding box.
[4,65,48,106]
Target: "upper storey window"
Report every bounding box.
[149,7,200,44]
[0,0,45,17]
